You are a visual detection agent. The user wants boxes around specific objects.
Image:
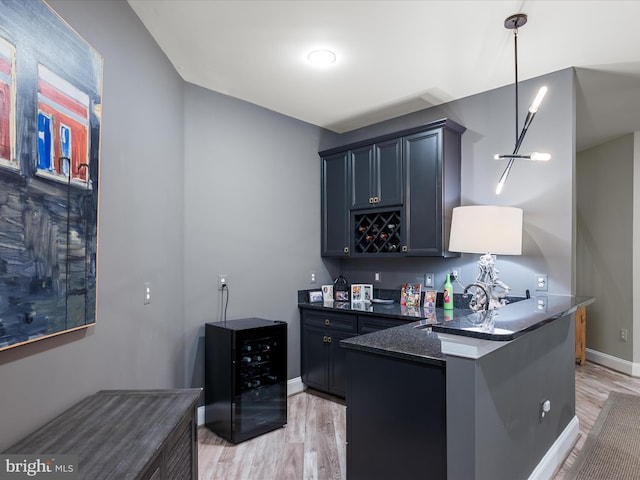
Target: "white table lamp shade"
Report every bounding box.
[449,206,523,255]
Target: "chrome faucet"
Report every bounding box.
[463,282,490,311]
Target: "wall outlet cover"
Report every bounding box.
[424,273,434,288]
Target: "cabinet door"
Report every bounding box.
[302,325,328,392]
[350,145,374,210]
[351,140,402,210]
[374,138,403,207]
[404,130,443,256]
[328,330,354,398]
[322,152,350,256]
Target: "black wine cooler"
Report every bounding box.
[204,318,287,443]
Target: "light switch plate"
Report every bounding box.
[144,282,151,305]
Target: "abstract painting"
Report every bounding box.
[0,0,102,351]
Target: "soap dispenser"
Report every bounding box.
[443,274,453,310]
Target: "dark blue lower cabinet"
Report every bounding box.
[345,349,446,480]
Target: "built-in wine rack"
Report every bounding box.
[354,210,402,254]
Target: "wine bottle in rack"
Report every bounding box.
[242,356,252,364]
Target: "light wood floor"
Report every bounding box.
[198,362,640,480]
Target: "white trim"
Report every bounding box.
[437,333,506,359]
[527,415,580,480]
[287,376,304,396]
[586,348,640,377]
[196,377,305,426]
[197,405,205,426]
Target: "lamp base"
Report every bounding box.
[467,253,511,312]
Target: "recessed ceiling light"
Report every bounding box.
[307,49,336,66]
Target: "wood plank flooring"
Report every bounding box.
[198,363,640,480]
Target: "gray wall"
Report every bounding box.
[327,69,576,298]
[182,83,335,385]
[577,134,634,362]
[0,0,579,450]
[447,313,575,480]
[0,0,187,450]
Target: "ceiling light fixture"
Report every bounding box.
[307,49,336,66]
[495,13,550,195]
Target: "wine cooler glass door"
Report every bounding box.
[234,323,287,441]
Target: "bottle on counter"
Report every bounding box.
[443,274,454,310]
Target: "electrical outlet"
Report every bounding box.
[310,271,316,284]
[450,270,458,281]
[539,399,551,422]
[374,272,382,283]
[620,328,628,342]
[535,274,548,291]
[424,273,434,288]
[218,274,228,291]
[144,282,151,305]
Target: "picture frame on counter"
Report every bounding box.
[322,285,334,301]
[308,290,323,303]
[335,290,349,302]
[424,290,437,308]
[351,284,373,302]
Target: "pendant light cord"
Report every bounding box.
[513,27,519,146]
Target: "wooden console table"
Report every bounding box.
[575,307,586,365]
[4,389,202,480]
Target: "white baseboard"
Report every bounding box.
[586,348,640,377]
[197,405,205,426]
[287,376,304,396]
[528,415,580,480]
[196,377,304,426]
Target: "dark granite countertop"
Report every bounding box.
[338,306,474,367]
[299,298,473,366]
[329,294,594,366]
[432,295,595,341]
[339,314,467,367]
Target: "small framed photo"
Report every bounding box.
[423,290,437,308]
[351,284,373,302]
[335,290,349,302]
[308,290,323,303]
[322,285,334,301]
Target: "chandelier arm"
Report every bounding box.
[496,157,515,194]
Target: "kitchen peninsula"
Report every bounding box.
[299,294,593,480]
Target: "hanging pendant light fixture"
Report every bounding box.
[494,13,550,195]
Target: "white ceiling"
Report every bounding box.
[127,0,640,151]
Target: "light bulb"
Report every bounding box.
[530,152,551,161]
[307,50,336,65]
[529,86,548,113]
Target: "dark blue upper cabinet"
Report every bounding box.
[320,118,464,258]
